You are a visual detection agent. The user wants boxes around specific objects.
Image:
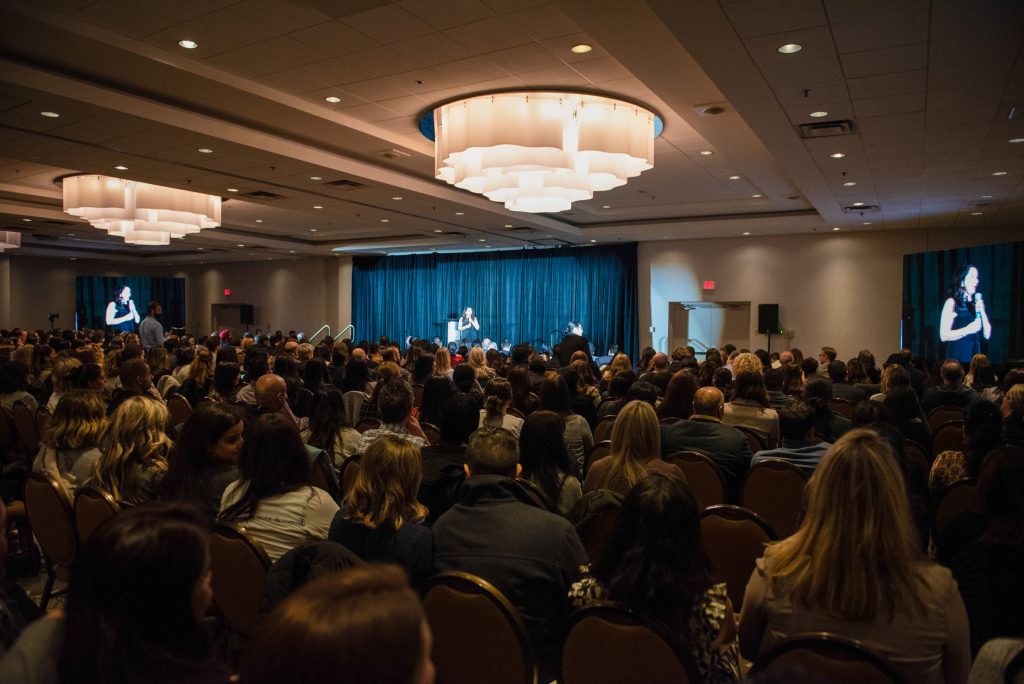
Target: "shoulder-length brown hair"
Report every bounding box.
[343,436,427,529]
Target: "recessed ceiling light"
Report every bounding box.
[434,229,443,233]
[742,232,751,236]
[699,150,713,156]
[478,238,486,242]
[310,176,322,181]
[751,194,762,198]
[313,205,323,209]
[809,111,828,118]
[971,212,983,215]
[843,181,857,186]
[69,257,76,261]
[178,39,198,49]
[862,221,872,225]
[114,164,128,171]
[197,247,204,250]
[68,233,75,236]
[310,228,317,232]
[601,205,611,209]
[589,239,597,243]
[980,194,993,198]
[236,243,245,247]
[226,188,239,192]
[852,201,864,206]
[728,175,741,180]
[832,227,840,231]
[198,148,213,154]
[392,196,403,200]
[21,218,31,222]
[571,44,593,54]
[455,212,465,215]
[40,111,60,118]
[778,43,802,54]
[380,219,389,222]
[992,171,1007,175]
[829,152,845,158]
[504,224,513,228]
[324,96,341,103]
[255,219,263,223]
[289,250,296,253]
[1010,138,1024,143]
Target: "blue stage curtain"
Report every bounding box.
[75,276,186,332]
[352,244,638,360]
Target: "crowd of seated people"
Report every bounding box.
[0,324,1022,681]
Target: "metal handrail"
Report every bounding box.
[307,324,331,343]
[336,324,354,340]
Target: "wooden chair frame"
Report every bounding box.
[209,523,272,638]
[583,440,612,477]
[73,485,121,544]
[740,457,809,539]
[749,631,905,683]
[664,450,728,508]
[932,476,978,539]
[700,504,777,612]
[24,471,76,610]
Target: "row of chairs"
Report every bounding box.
[0,402,50,459]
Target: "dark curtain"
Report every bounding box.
[353,244,639,360]
[75,276,186,332]
[901,241,1022,363]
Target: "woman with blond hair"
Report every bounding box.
[329,436,432,588]
[45,356,82,412]
[33,389,107,494]
[467,346,494,385]
[731,352,764,378]
[91,396,171,505]
[600,353,633,390]
[583,400,682,496]
[179,347,214,407]
[739,429,970,683]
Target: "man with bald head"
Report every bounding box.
[660,386,752,501]
[255,373,308,434]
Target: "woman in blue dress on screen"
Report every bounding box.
[940,264,991,363]
[105,285,140,333]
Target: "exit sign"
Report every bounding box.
[223,288,231,296]
[703,280,716,290]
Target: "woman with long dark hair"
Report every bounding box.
[519,410,581,516]
[538,376,593,476]
[940,263,992,363]
[307,387,361,467]
[583,400,682,496]
[802,377,851,444]
[0,504,224,682]
[162,402,244,521]
[218,413,338,562]
[571,472,741,683]
[658,371,697,421]
[928,399,1003,497]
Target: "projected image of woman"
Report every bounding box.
[106,285,140,333]
[940,264,991,363]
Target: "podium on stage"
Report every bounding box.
[446,320,459,344]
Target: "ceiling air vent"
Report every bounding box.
[798,119,855,138]
[508,226,536,234]
[323,179,366,190]
[842,204,880,214]
[240,190,287,200]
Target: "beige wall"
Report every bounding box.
[638,225,1022,360]
[0,255,354,338]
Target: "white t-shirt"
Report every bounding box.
[218,482,339,562]
[478,410,525,439]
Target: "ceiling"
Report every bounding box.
[0,0,1021,264]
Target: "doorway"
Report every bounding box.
[668,301,751,358]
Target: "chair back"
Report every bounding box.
[307,457,336,500]
[35,406,52,443]
[580,495,621,569]
[420,422,441,446]
[422,571,537,684]
[24,472,77,569]
[342,391,368,426]
[593,418,614,443]
[903,440,930,471]
[209,524,271,638]
[0,406,16,453]
[928,405,964,433]
[73,486,121,544]
[658,416,681,426]
[507,406,525,419]
[167,393,192,425]
[339,453,363,499]
[750,632,905,683]
[514,478,557,513]
[933,477,978,538]
[12,402,40,455]
[700,504,776,611]
[561,603,701,684]
[828,398,856,419]
[353,416,381,433]
[664,451,727,508]
[741,458,808,538]
[583,440,612,477]
[931,420,965,459]
[156,373,181,399]
[735,424,767,453]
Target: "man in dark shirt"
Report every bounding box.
[432,427,587,672]
[921,360,977,415]
[827,361,866,403]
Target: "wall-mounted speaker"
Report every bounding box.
[757,304,780,334]
[240,304,254,325]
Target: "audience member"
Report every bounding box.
[32,389,106,494]
[1001,384,1024,446]
[921,360,978,414]
[928,400,1002,497]
[884,385,932,450]
[739,429,970,683]
[218,413,338,562]
[657,370,697,421]
[571,473,741,683]
[108,357,159,415]
[254,373,308,434]
[751,400,831,476]
[91,395,171,505]
[723,371,780,448]
[356,380,428,454]
[584,400,683,496]
[803,377,851,443]
[762,367,789,410]
[518,410,581,516]
[661,387,752,501]
[306,387,360,468]
[827,360,865,403]
[0,361,37,412]
[432,426,586,673]
[538,376,593,476]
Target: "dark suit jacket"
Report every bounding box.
[920,384,977,415]
[660,416,752,501]
[555,334,591,367]
[831,382,865,404]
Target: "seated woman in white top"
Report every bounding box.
[478,378,524,438]
[739,429,970,684]
[218,412,338,562]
